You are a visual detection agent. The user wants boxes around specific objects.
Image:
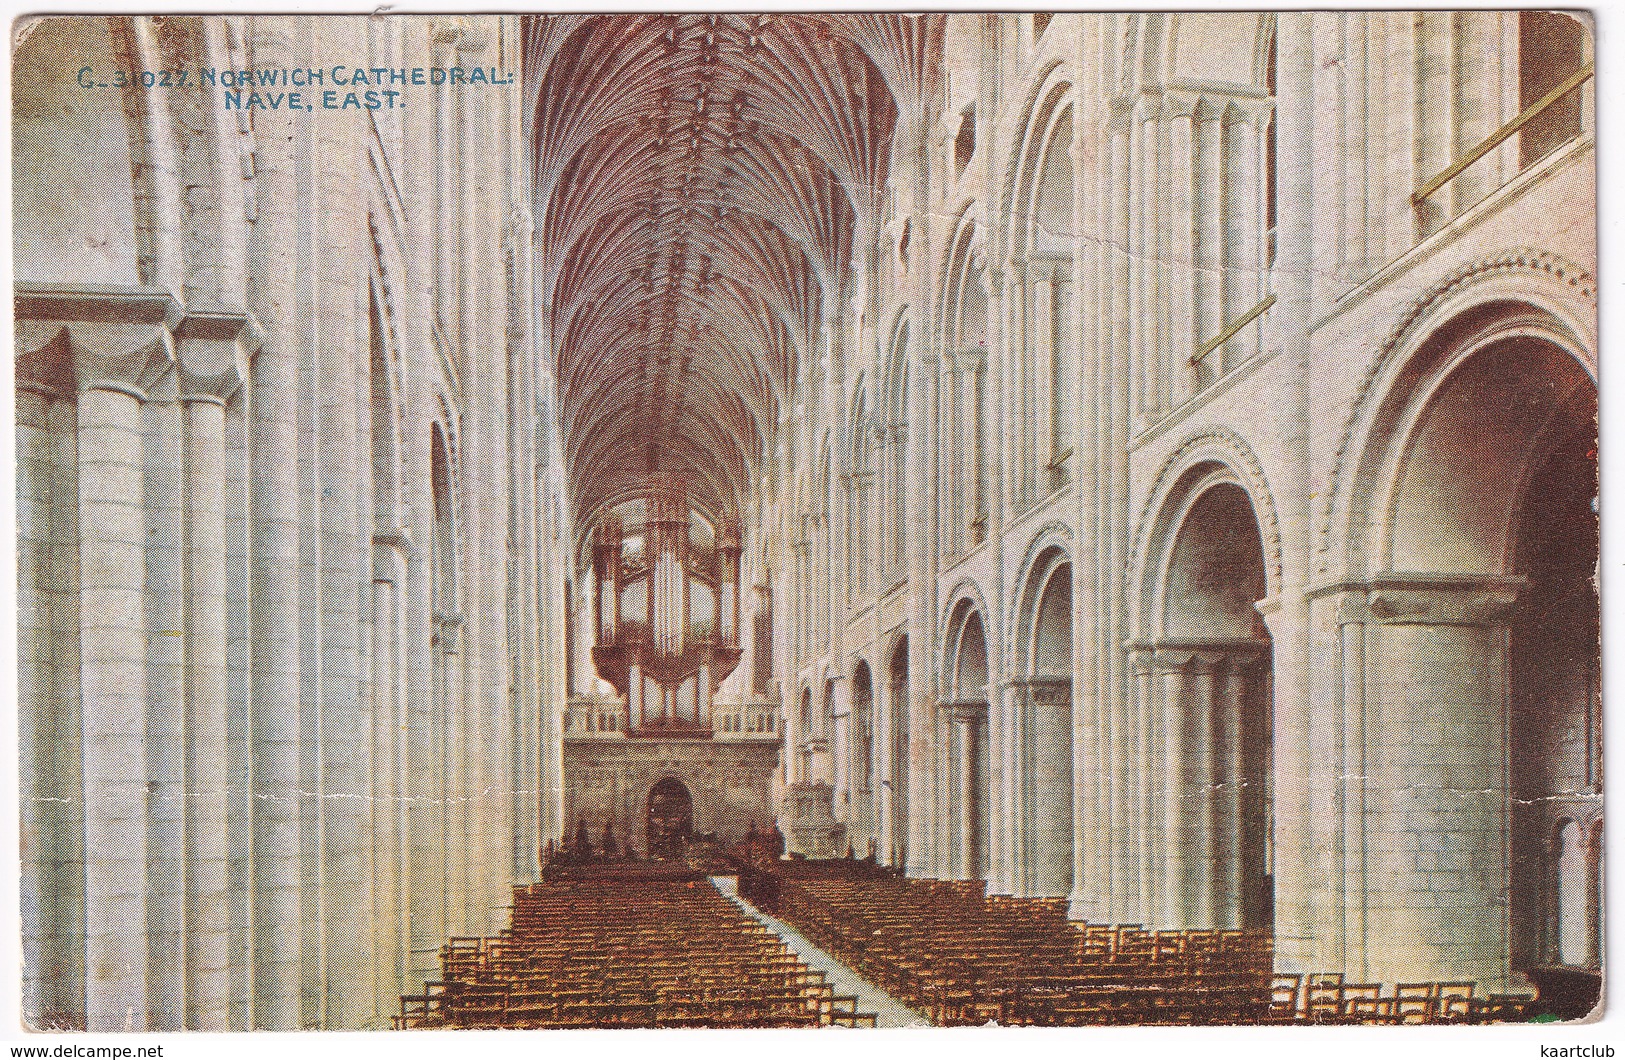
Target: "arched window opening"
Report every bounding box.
[945,603,991,882]
[955,105,976,178]
[944,226,988,555]
[1019,552,1075,898]
[884,324,911,579]
[888,636,911,867]
[1151,476,1274,930]
[848,385,875,600]
[852,662,875,834]
[1520,12,1587,168]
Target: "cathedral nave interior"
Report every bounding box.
[13,11,1599,1030]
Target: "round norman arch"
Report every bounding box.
[1134,452,1275,932]
[941,584,992,691]
[1325,284,1598,990]
[1132,429,1283,637]
[1002,66,1075,263]
[942,596,992,882]
[1013,538,1076,898]
[995,57,1068,208]
[1320,251,1596,578]
[646,777,694,859]
[1010,524,1075,673]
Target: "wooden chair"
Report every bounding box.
[1305,973,1344,1022]
[1434,981,1476,1022]
[1269,973,1302,1020]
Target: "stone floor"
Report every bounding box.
[710,875,928,1028]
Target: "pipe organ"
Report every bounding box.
[592,484,744,734]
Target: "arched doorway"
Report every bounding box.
[797,687,813,782]
[1505,380,1599,973]
[945,601,991,882]
[1145,473,1273,931]
[1016,549,1074,898]
[1347,310,1598,988]
[886,636,910,867]
[646,778,694,859]
[851,661,875,844]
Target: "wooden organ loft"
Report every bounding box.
[563,480,778,859]
[590,483,744,736]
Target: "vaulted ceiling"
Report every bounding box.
[523,14,944,537]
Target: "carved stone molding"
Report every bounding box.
[941,698,988,723]
[1019,677,1072,706]
[175,309,261,404]
[1129,425,1285,597]
[15,282,182,400]
[1358,574,1525,627]
[1124,637,1270,673]
[1317,248,1597,578]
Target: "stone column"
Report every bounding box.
[1188,652,1221,929]
[246,15,307,1029]
[831,675,850,808]
[17,346,74,1028]
[175,311,254,1030]
[1030,678,1073,898]
[1031,267,1057,476]
[1158,656,1190,928]
[1106,104,1139,924]
[1194,97,1225,370]
[1127,646,1158,925]
[989,682,1014,894]
[19,285,181,1031]
[1260,589,1313,971]
[1217,655,1247,929]
[1225,103,1265,366]
[1166,91,1198,403]
[1328,577,1523,989]
[370,530,411,1024]
[1131,98,1162,421]
[1005,268,1028,504]
[947,702,986,881]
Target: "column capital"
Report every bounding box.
[16,282,181,400]
[941,698,988,723]
[1125,637,1269,670]
[373,527,417,559]
[948,347,986,374]
[176,309,260,403]
[1223,96,1274,128]
[1106,95,1137,131]
[1316,573,1527,627]
[1163,89,1202,120]
[1018,677,1072,706]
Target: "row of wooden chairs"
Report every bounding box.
[763,870,1272,1026]
[397,865,877,1028]
[1271,973,1536,1025]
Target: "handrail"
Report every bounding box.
[1192,293,1275,365]
[1412,63,1593,208]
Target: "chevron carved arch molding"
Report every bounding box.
[1130,427,1284,638]
[1316,248,1597,579]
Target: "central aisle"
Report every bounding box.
[710,876,929,1028]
